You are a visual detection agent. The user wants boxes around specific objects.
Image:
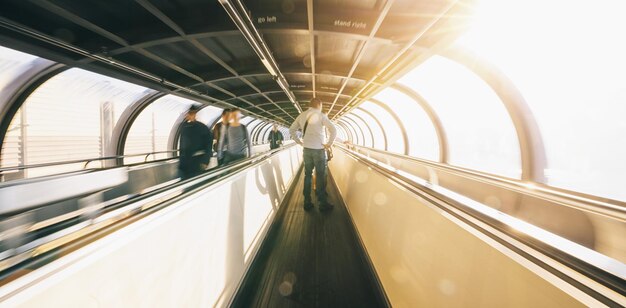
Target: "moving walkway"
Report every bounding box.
[0,144,623,307]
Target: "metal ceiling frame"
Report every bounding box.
[222,90,353,104]
[134,0,294,122]
[218,0,302,114]
[306,0,316,99]
[191,71,380,88]
[327,0,396,116]
[332,0,460,119]
[0,1,285,125]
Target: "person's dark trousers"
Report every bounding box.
[222,152,246,165]
[303,148,327,205]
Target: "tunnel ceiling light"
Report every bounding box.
[218,0,301,115]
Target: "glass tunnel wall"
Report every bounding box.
[1,0,626,204]
[0,46,275,178]
[337,0,626,202]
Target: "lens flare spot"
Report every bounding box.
[355,170,368,183]
[374,192,387,205]
[438,279,457,296]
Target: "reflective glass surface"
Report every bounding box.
[350,108,386,150]
[125,95,195,163]
[398,56,521,178]
[359,101,405,154]
[1,68,150,178]
[372,87,439,161]
[456,0,626,199]
[344,115,372,147]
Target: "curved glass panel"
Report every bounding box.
[372,87,439,161]
[334,123,347,142]
[246,119,262,135]
[349,109,386,150]
[336,122,352,143]
[344,115,372,147]
[124,95,195,163]
[1,68,150,178]
[398,56,521,178]
[340,120,360,145]
[456,0,626,199]
[0,46,41,95]
[359,101,404,154]
[196,106,223,126]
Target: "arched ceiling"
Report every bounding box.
[0,0,473,125]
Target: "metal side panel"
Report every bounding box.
[328,148,613,307]
[0,146,303,307]
[0,168,128,216]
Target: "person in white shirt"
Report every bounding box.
[289,98,337,211]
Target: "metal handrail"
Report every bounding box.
[337,146,626,303]
[0,143,299,282]
[0,150,179,173]
[347,144,626,218]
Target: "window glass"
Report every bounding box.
[398,56,521,178]
[1,68,150,178]
[196,106,223,126]
[340,120,360,145]
[456,0,626,199]
[0,46,41,95]
[372,87,439,161]
[344,115,371,147]
[124,95,195,163]
[350,109,386,150]
[359,101,405,154]
[336,124,347,142]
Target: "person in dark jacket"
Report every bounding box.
[179,105,212,179]
[269,124,284,150]
[213,109,230,165]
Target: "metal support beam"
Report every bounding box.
[344,113,374,148]
[339,120,357,145]
[218,0,301,115]
[0,60,66,165]
[391,83,448,163]
[342,116,367,147]
[108,91,166,165]
[440,48,546,181]
[327,0,396,115]
[337,122,354,144]
[332,1,460,119]
[306,0,316,98]
[370,98,409,155]
[355,107,388,151]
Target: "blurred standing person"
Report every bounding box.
[289,98,337,211]
[269,124,284,150]
[217,108,252,165]
[213,109,230,165]
[179,105,212,179]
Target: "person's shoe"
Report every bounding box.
[319,202,334,211]
[304,202,314,211]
